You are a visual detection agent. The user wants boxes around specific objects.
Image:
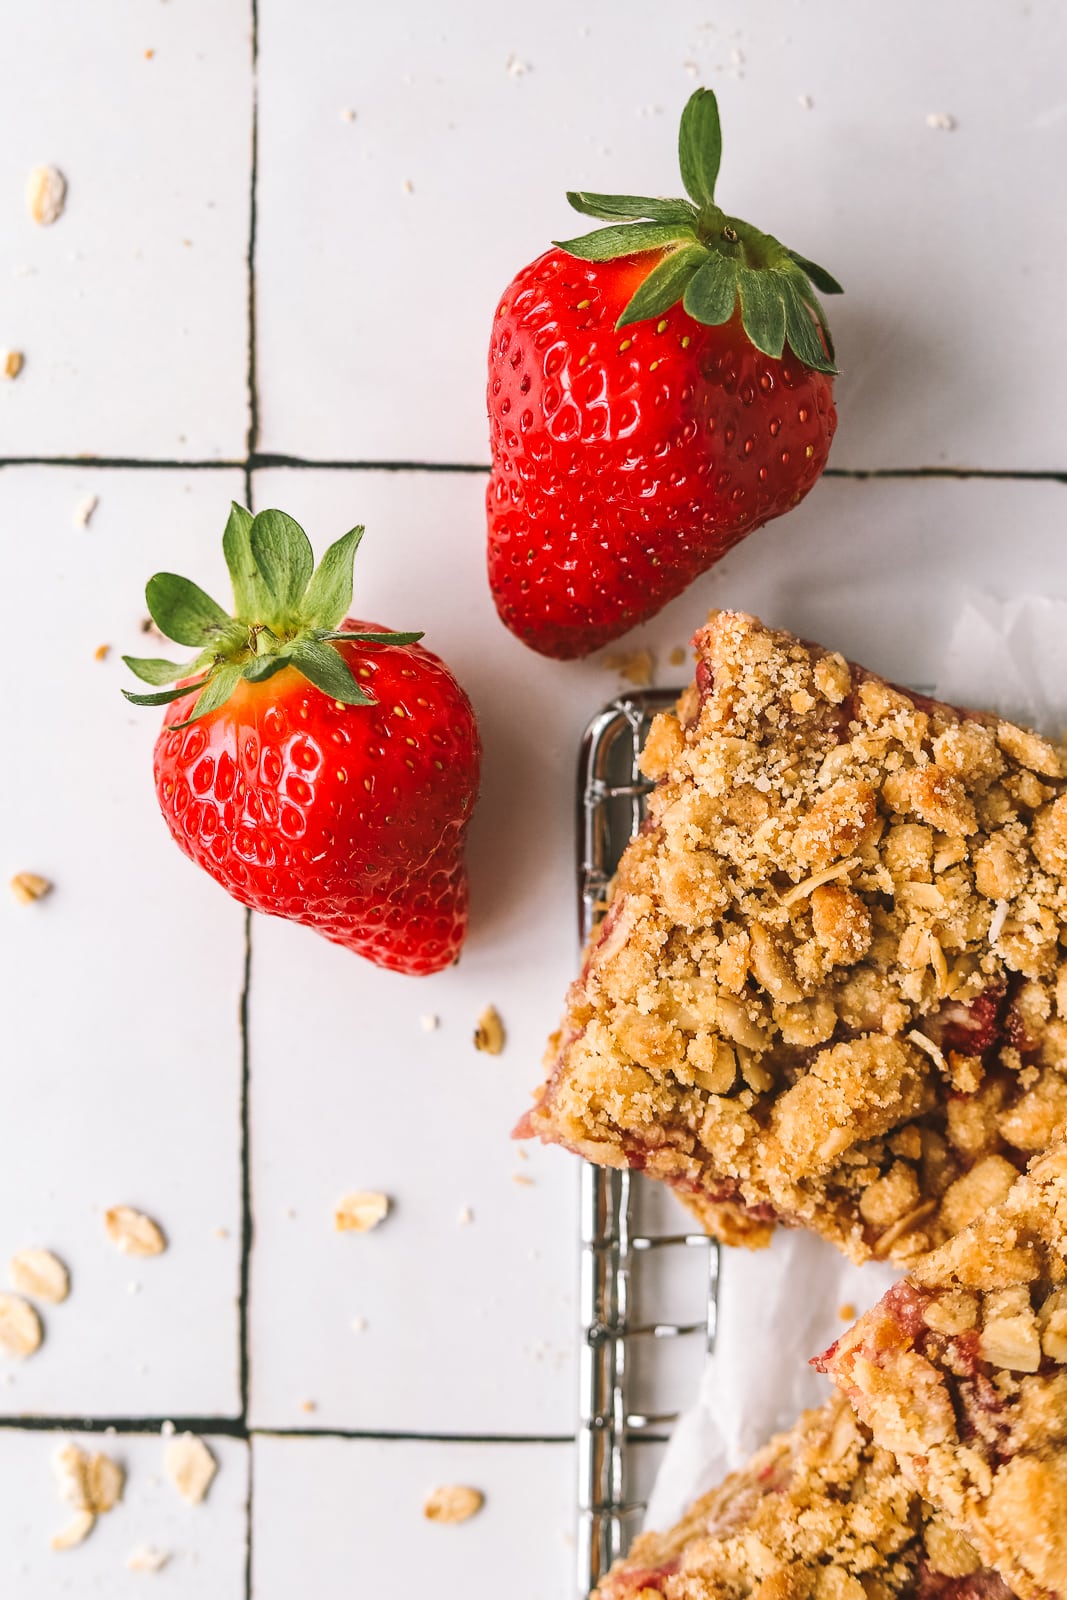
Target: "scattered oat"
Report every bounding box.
[212,1226,230,1240]
[401,178,414,195]
[51,1510,96,1551]
[798,93,814,110]
[335,1191,390,1233]
[423,1484,484,1525]
[144,48,155,60]
[989,899,1009,943]
[26,164,67,226]
[926,111,957,131]
[668,646,687,668]
[53,1443,125,1514]
[164,1433,217,1505]
[838,1302,857,1322]
[127,1281,142,1296]
[350,1315,368,1333]
[339,106,356,122]
[10,871,52,905]
[2,350,25,379]
[511,1173,535,1188]
[603,648,655,688]
[127,1545,170,1573]
[300,1399,317,1414]
[0,1294,42,1357]
[505,53,531,76]
[105,1206,166,1257]
[420,1013,439,1032]
[161,1420,176,1437]
[473,1004,506,1055]
[10,1248,69,1305]
[73,492,98,528]
[682,59,700,76]
[94,643,111,662]
[457,1205,474,1226]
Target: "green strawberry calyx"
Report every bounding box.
[554,88,842,374]
[122,504,422,728]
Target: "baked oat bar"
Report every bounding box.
[595,1392,1008,1600]
[817,1142,1067,1600]
[520,609,1067,1263]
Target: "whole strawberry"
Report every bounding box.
[487,88,841,658]
[123,506,481,975]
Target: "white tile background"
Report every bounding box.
[2,1,1066,1595]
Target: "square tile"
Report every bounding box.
[0,1,252,459]
[254,0,1067,471]
[0,468,247,1418]
[0,1429,248,1597]
[252,1435,572,1600]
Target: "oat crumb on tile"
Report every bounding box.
[335,1191,390,1233]
[73,493,98,529]
[10,1248,69,1304]
[104,1206,166,1257]
[473,1005,506,1055]
[26,164,67,225]
[0,1293,43,1357]
[2,350,25,379]
[423,1484,484,1524]
[164,1433,217,1505]
[127,1545,170,1573]
[10,871,52,905]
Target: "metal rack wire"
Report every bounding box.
[575,692,721,1599]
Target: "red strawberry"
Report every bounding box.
[487,88,841,658]
[123,506,481,975]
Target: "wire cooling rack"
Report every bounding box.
[575,691,721,1599]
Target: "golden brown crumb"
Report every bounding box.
[423,1485,484,1524]
[2,350,24,379]
[334,1191,389,1232]
[595,1394,994,1598]
[822,1142,1067,1597]
[604,648,656,688]
[10,872,52,905]
[473,1005,506,1055]
[524,611,1067,1265]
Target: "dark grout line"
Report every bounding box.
[0,1415,248,1436]
[1,454,1066,482]
[0,455,246,471]
[237,907,254,1423]
[242,1,260,1588]
[250,454,492,474]
[823,466,1067,484]
[0,1415,574,1446]
[245,1,260,465]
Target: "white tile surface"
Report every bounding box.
[254,0,1067,471]
[7,4,1067,1595]
[0,2,252,459]
[0,1430,248,1597]
[251,1435,572,1600]
[1,467,247,1418]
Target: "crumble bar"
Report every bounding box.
[595,1393,1008,1600]
[817,1141,1067,1599]
[520,610,1067,1262]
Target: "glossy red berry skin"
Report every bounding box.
[487,248,837,659]
[153,623,481,976]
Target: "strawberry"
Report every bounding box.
[487,88,841,658]
[123,505,481,976]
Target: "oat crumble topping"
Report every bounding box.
[595,1394,1006,1599]
[523,611,1067,1263]
[820,1140,1067,1598]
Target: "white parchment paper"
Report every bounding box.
[645,594,1067,1532]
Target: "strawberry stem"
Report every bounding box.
[554,87,842,373]
[123,505,425,726]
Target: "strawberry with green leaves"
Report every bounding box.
[124,506,481,976]
[487,87,841,658]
